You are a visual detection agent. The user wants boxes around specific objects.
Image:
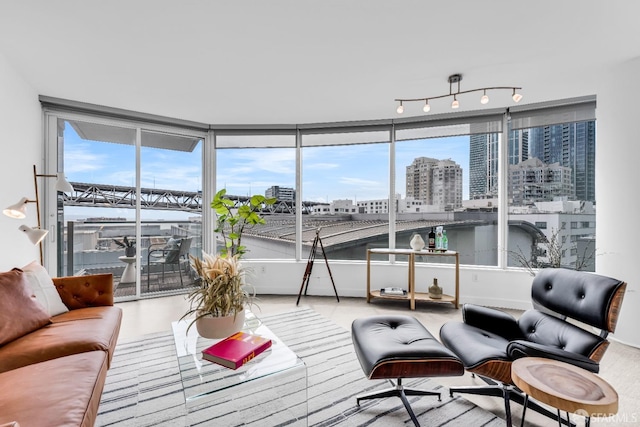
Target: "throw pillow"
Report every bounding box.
[22,260,69,317]
[0,268,51,346]
[164,238,180,250]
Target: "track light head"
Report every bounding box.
[423,100,431,113]
[481,90,489,105]
[396,102,404,114]
[451,96,459,109]
[512,89,523,103]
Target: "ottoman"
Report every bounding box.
[351,315,464,427]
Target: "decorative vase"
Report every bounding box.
[196,310,246,339]
[410,233,425,251]
[428,278,443,299]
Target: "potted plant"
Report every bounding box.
[211,188,276,258]
[113,236,136,257]
[181,252,251,338]
[182,189,276,338]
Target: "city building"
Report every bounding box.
[406,157,462,210]
[356,198,389,214]
[508,158,574,205]
[528,122,596,202]
[508,199,595,269]
[469,133,499,199]
[265,185,295,201]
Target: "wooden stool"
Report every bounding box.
[511,357,618,427]
[351,315,464,427]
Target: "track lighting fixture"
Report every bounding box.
[395,74,522,114]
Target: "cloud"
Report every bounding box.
[64,143,108,174]
[339,177,381,187]
[305,162,339,170]
[217,149,296,176]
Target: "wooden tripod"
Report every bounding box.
[296,228,339,305]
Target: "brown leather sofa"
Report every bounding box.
[0,272,122,427]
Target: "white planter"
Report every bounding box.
[195,310,245,339]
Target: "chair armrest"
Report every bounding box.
[507,340,600,373]
[52,273,114,309]
[462,304,524,341]
[148,248,168,260]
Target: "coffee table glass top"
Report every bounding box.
[171,310,305,406]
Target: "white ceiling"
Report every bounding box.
[1,1,639,125]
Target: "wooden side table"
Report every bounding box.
[366,248,459,310]
[511,357,618,427]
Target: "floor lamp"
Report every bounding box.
[3,165,74,264]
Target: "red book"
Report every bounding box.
[201,331,272,369]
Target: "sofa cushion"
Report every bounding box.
[0,269,51,346]
[0,306,122,373]
[0,351,108,427]
[22,260,69,317]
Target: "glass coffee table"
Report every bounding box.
[171,310,308,426]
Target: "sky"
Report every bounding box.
[63,122,470,219]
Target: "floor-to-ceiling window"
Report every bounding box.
[394,114,504,267]
[214,131,296,259]
[44,96,596,301]
[506,98,596,273]
[301,128,390,261]
[52,116,205,299]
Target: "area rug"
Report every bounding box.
[96,308,503,426]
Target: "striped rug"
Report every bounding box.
[96,308,503,426]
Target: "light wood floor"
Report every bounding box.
[116,294,640,426]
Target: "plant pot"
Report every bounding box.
[196,310,246,339]
[125,246,136,257]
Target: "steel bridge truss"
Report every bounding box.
[63,182,313,214]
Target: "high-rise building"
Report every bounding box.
[470,130,529,200]
[508,158,574,205]
[469,122,594,204]
[406,157,462,210]
[469,133,499,199]
[528,121,595,202]
[265,185,295,201]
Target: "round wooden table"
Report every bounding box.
[511,357,618,427]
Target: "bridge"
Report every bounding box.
[63,182,319,214]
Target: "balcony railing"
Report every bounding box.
[63,219,202,298]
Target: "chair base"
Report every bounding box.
[356,378,441,427]
[449,376,575,427]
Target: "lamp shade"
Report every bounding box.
[55,173,74,193]
[3,197,29,219]
[19,224,48,245]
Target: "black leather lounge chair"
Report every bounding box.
[439,268,626,426]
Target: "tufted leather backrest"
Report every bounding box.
[52,273,114,309]
[531,268,626,333]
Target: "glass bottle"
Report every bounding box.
[428,227,436,249]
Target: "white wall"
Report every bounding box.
[596,56,640,347]
[0,53,42,270]
[245,259,535,311]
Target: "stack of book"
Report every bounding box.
[380,287,407,297]
[202,331,272,370]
